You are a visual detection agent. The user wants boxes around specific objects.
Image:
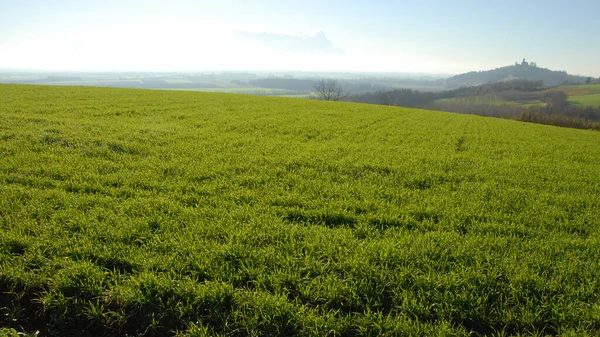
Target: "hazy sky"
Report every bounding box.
[1,0,599,75]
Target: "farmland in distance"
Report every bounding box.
[1,84,600,336]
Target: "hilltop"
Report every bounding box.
[1,84,600,336]
[444,60,590,88]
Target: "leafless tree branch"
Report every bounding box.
[312,79,347,101]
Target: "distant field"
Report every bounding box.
[555,84,600,96]
[280,94,310,98]
[52,79,143,86]
[393,85,447,91]
[546,84,600,107]
[0,75,41,81]
[164,79,194,84]
[435,94,513,106]
[569,93,600,106]
[1,84,600,336]
[435,84,600,110]
[166,87,304,95]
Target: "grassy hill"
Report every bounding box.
[444,63,588,88]
[1,84,600,336]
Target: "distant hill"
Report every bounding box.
[445,60,590,88]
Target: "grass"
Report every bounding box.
[554,84,600,96]
[568,93,600,106]
[435,94,513,106]
[1,84,600,336]
[164,87,303,95]
[546,84,600,107]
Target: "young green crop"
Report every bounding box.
[1,84,600,336]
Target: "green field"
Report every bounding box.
[549,84,600,107]
[568,93,600,106]
[1,84,600,336]
[174,87,301,94]
[556,84,600,96]
[435,94,513,106]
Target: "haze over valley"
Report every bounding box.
[2,0,599,76]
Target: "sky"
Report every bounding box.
[1,0,599,76]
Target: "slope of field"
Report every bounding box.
[1,84,600,336]
[570,93,600,106]
[547,84,600,107]
[555,84,600,96]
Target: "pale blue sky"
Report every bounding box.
[1,0,598,75]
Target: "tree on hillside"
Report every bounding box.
[312,79,347,101]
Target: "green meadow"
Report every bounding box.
[1,84,600,336]
[168,87,304,96]
[551,84,600,107]
[435,95,514,106]
[568,93,600,107]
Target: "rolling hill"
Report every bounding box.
[1,84,600,336]
[445,61,589,88]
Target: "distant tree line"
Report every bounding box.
[514,110,600,131]
[349,89,436,107]
[347,79,600,131]
[248,77,443,95]
[439,79,543,98]
[348,80,547,107]
[250,78,315,91]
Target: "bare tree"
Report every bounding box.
[312,79,347,101]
